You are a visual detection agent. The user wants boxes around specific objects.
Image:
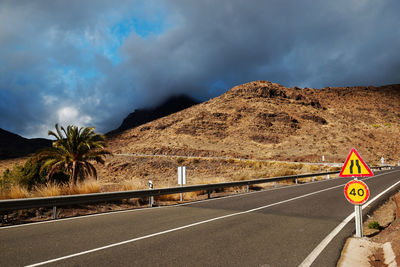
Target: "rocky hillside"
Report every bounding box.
[108,81,400,164]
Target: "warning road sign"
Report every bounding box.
[344,180,370,205]
[339,148,373,177]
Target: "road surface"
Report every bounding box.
[1,168,399,266]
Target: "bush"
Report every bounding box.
[0,169,12,191]
[1,158,69,191]
[368,221,380,229]
[176,157,185,164]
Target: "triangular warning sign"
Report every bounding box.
[339,148,374,177]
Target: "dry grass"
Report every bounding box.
[121,180,139,191]
[8,185,30,199]
[0,157,28,176]
[74,179,101,194]
[33,183,62,197]
[329,166,342,172]
[0,179,102,200]
[155,191,205,202]
[272,169,298,177]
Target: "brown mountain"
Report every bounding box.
[2,81,399,190]
[108,81,400,164]
[0,128,52,160]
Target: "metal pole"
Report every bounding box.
[326,174,330,180]
[149,181,154,207]
[53,206,57,220]
[180,184,183,202]
[355,205,363,237]
[208,190,211,199]
[246,185,249,193]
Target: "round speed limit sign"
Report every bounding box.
[344,180,370,205]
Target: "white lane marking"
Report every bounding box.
[299,172,400,267]
[26,182,349,266]
[1,173,347,230]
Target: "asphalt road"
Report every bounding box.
[1,168,399,267]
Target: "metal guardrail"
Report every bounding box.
[0,166,392,216]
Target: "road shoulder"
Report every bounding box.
[338,191,400,266]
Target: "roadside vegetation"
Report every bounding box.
[0,124,109,199]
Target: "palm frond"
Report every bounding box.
[36,124,110,185]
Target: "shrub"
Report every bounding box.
[0,169,12,191]
[191,158,200,164]
[372,124,380,128]
[1,158,69,191]
[368,221,380,229]
[176,157,185,164]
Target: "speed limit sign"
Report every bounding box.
[344,180,370,205]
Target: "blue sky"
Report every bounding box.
[1,0,400,138]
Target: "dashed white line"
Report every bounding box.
[26,182,348,266]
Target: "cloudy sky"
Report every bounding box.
[1,0,399,138]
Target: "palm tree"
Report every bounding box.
[36,124,110,185]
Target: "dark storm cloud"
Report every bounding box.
[1,0,400,137]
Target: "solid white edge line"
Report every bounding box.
[299,171,400,267]
[26,181,349,267]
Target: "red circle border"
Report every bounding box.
[344,180,370,205]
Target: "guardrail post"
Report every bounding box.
[1,214,8,223]
[326,174,330,180]
[312,176,315,182]
[149,181,154,207]
[295,178,298,184]
[246,184,249,193]
[53,206,57,220]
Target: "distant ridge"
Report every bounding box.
[0,128,52,160]
[108,95,200,135]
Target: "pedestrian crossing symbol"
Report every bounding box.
[339,148,373,177]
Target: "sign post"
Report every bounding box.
[178,166,186,201]
[344,179,370,237]
[340,148,373,238]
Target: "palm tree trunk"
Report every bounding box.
[72,161,78,185]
